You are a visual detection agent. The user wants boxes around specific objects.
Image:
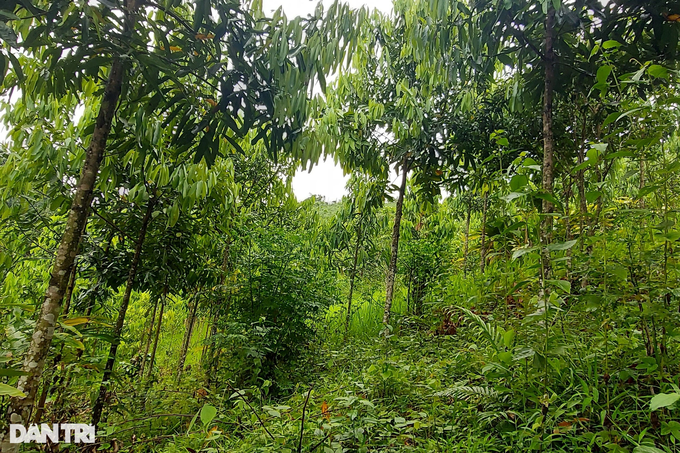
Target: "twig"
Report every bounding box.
[298,385,313,453]
[308,432,331,452]
[90,206,135,241]
[145,0,195,35]
[224,381,276,441]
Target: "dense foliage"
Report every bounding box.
[1,0,680,452]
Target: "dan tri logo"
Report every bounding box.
[9,424,95,444]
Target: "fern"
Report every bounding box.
[435,385,499,402]
[456,306,504,352]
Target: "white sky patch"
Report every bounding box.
[293,156,349,201]
[265,0,394,202]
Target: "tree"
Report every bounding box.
[327,174,386,332]
[316,0,484,325]
[1,0,366,442]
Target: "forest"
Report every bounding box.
[1,0,680,452]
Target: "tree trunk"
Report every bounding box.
[200,312,213,364]
[176,294,200,384]
[205,240,232,379]
[540,4,556,280]
[32,262,78,424]
[383,157,408,325]
[3,56,129,452]
[480,191,489,274]
[639,156,645,209]
[563,174,574,276]
[564,174,572,242]
[147,286,167,379]
[576,110,588,250]
[346,224,362,333]
[91,196,156,427]
[464,203,471,276]
[139,295,159,378]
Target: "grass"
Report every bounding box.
[323,284,409,342]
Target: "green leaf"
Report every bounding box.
[186,407,200,434]
[546,240,577,252]
[664,231,680,241]
[0,10,20,20]
[650,392,680,411]
[589,44,600,59]
[317,62,327,93]
[602,112,620,127]
[0,382,25,398]
[502,192,526,202]
[0,369,27,377]
[0,52,6,87]
[532,352,546,370]
[602,40,621,49]
[0,22,17,47]
[596,65,612,84]
[661,421,680,441]
[7,51,23,82]
[534,192,561,208]
[633,446,665,453]
[497,351,513,363]
[585,191,602,203]
[510,175,528,191]
[200,404,217,425]
[617,107,644,122]
[590,143,608,153]
[168,202,180,227]
[648,64,668,79]
[547,279,571,293]
[604,151,634,160]
[572,160,593,172]
[512,246,539,260]
[497,53,513,67]
[638,184,660,198]
[503,329,515,348]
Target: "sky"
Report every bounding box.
[262,0,395,202]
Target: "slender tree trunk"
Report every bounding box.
[147,286,166,379]
[62,263,78,317]
[464,203,471,276]
[3,58,130,453]
[406,268,412,313]
[564,175,572,242]
[540,4,556,281]
[383,157,408,325]
[139,295,159,377]
[176,294,200,384]
[588,123,604,236]
[200,313,213,364]
[92,196,156,427]
[577,111,588,250]
[204,307,219,381]
[32,262,78,424]
[54,232,113,416]
[205,240,232,380]
[639,156,645,209]
[480,191,489,274]
[564,175,574,276]
[346,224,362,333]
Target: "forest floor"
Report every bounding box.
[98,307,679,453]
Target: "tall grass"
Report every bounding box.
[322,284,408,343]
